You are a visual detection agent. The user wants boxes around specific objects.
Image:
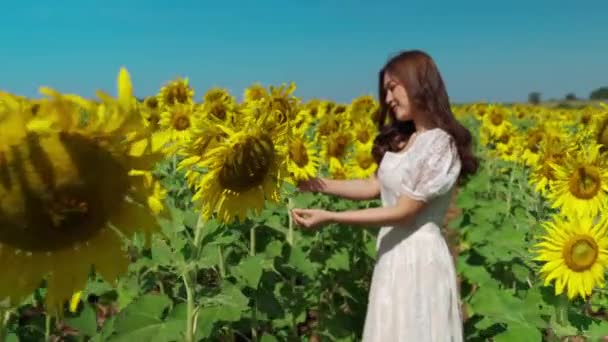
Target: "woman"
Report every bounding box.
[291,50,479,341]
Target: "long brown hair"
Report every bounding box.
[371,50,479,183]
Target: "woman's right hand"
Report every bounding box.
[297,178,326,193]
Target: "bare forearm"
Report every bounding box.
[319,178,379,200]
[329,206,411,227]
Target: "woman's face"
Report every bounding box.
[383,71,412,121]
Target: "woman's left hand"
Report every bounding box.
[291,208,334,229]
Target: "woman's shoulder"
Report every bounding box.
[417,127,454,147]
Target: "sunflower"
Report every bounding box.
[0,79,162,314]
[528,138,576,196]
[188,114,288,223]
[243,83,268,103]
[141,96,161,131]
[546,142,608,219]
[520,123,568,167]
[481,105,513,139]
[592,111,608,152]
[316,114,342,140]
[177,114,231,186]
[290,108,314,135]
[155,102,200,153]
[287,133,320,182]
[319,130,352,162]
[347,142,377,179]
[200,88,237,125]
[351,119,377,146]
[534,214,608,300]
[266,82,299,124]
[493,135,523,164]
[472,103,488,121]
[348,95,377,123]
[157,77,194,110]
[328,157,347,180]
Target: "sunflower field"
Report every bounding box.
[0,68,608,341]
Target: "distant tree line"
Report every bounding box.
[527,86,608,104]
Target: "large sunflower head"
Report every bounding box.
[534,214,608,300]
[189,118,288,223]
[546,142,608,219]
[0,91,163,315]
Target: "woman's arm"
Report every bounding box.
[292,195,427,229]
[329,195,426,227]
[299,175,380,201]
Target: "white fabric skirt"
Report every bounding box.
[361,223,463,342]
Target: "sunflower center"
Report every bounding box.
[527,132,544,153]
[327,135,348,159]
[0,133,129,252]
[356,129,371,144]
[270,98,291,123]
[172,114,191,131]
[145,97,158,110]
[218,134,275,192]
[289,140,309,167]
[166,84,190,105]
[490,112,503,126]
[357,153,374,169]
[569,165,601,199]
[249,88,265,101]
[210,103,227,121]
[563,235,599,272]
[581,113,592,125]
[333,105,346,115]
[318,119,339,136]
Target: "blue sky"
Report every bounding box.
[1,1,606,104]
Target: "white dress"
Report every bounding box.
[361,128,464,342]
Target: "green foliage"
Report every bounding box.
[2,115,607,341]
[528,91,542,104]
[455,149,608,340]
[590,86,608,100]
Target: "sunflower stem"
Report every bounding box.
[286,198,298,336]
[183,273,196,342]
[218,246,226,278]
[184,214,206,342]
[250,225,257,257]
[555,293,570,326]
[0,309,9,342]
[250,225,258,342]
[287,198,295,246]
[45,312,51,341]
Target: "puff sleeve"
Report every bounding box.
[398,131,462,203]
